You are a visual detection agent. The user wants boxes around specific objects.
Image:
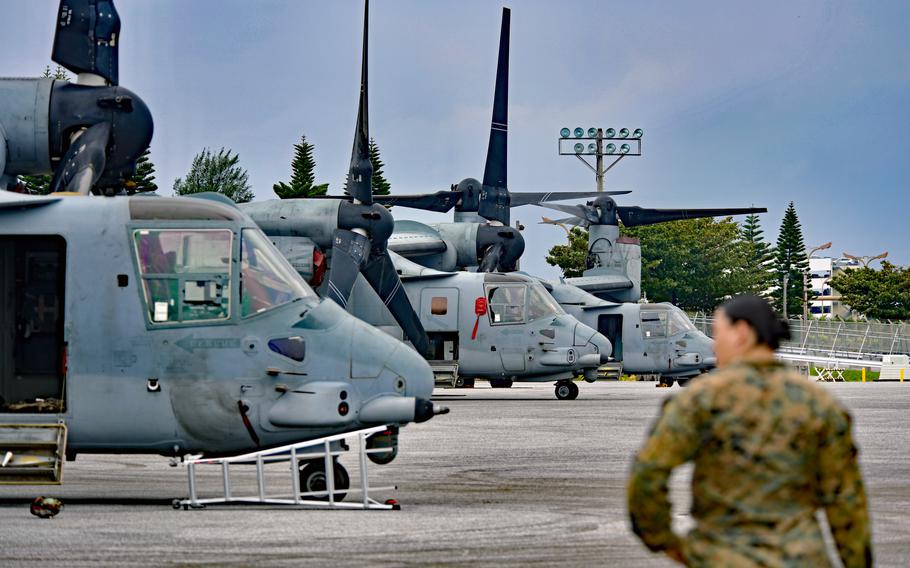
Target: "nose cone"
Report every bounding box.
[587,330,613,362]
[350,318,434,400]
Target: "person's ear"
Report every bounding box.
[733,320,757,348]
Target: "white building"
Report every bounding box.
[808,256,860,318]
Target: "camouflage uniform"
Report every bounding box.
[627,361,872,567]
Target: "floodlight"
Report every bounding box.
[573,127,584,138]
[632,128,643,138]
[587,127,597,137]
[560,127,571,138]
[619,128,630,138]
[574,142,584,153]
[620,143,630,154]
[587,143,596,152]
[605,128,615,137]
[605,143,616,154]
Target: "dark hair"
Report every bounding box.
[718,295,791,349]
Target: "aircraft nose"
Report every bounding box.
[573,321,612,356]
[349,321,435,400]
[588,331,613,364]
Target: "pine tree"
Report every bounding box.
[273,135,328,199]
[739,213,775,297]
[368,138,391,196]
[18,67,72,194]
[545,227,590,278]
[772,202,809,317]
[173,148,254,203]
[126,148,158,194]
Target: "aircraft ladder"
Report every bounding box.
[174,424,399,510]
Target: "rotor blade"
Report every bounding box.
[617,206,768,227]
[509,190,631,207]
[482,7,510,191]
[373,191,461,212]
[324,229,370,309]
[540,216,584,227]
[346,0,373,205]
[50,121,111,195]
[362,251,430,356]
[478,242,505,273]
[534,202,589,217]
[52,0,120,85]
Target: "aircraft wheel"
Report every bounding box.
[656,376,674,388]
[555,381,579,400]
[299,460,350,502]
[676,378,690,387]
[454,377,475,388]
[489,379,513,388]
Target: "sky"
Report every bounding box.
[3,0,909,279]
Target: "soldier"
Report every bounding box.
[627,295,871,567]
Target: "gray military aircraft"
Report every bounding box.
[367,6,765,385]
[240,4,611,399]
[537,195,765,384]
[0,0,445,493]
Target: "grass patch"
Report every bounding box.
[810,367,880,382]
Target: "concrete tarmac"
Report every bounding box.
[0,382,907,566]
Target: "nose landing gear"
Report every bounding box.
[554,380,579,400]
[298,459,350,502]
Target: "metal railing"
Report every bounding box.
[690,315,910,365]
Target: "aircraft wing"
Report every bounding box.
[564,274,634,293]
[0,191,62,209]
[389,220,448,257]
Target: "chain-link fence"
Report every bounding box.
[690,315,910,361]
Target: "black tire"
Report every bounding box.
[489,379,513,388]
[299,460,350,502]
[676,378,690,387]
[555,381,579,400]
[454,377,476,388]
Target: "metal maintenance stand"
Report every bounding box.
[174,425,398,510]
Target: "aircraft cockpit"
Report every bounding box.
[484,280,564,325]
[131,223,317,327]
[639,303,697,339]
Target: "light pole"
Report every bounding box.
[804,241,832,320]
[843,250,888,268]
[558,126,643,191]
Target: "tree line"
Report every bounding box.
[546,202,906,320]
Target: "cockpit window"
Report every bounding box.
[486,284,526,325]
[241,229,314,317]
[640,309,668,338]
[133,229,232,324]
[668,309,696,335]
[527,283,563,321]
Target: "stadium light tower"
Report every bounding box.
[557,126,643,191]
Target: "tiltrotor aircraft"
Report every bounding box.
[0,0,445,493]
[240,5,611,400]
[538,195,765,384]
[365,6,766,384]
